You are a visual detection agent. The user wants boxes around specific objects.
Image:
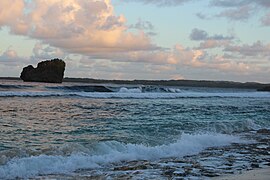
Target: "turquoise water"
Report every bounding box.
[0,80,269,178]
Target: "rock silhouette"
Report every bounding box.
[20,58,65,83]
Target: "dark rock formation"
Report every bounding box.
[257,86,270,92]
[20,58,65,83]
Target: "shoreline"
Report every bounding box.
[213,167,270,180]
[0,77,269,89]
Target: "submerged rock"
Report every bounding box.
[20,58,65,83]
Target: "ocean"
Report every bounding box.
[0,80,269,179]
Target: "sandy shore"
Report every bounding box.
[213,168,270,180]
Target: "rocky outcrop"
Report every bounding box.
[20,58,65,83]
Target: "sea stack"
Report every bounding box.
[20,58,65,83]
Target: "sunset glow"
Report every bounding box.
[0,0,269,82]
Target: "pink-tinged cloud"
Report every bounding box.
[170,44,262,74]
[169,45,204,67]
[190,28,234,49]
[0,0,158,54]
[0,0,268,81]
[124,0,192,6]
[80,44,205,66]
[0,0,24,25]
[206,55,252,73]
[197,40,231,49]
[0,48,29,68]
[79,43,255,75]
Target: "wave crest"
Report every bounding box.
[0,133,242,179]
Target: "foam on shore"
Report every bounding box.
[0,133,242,179]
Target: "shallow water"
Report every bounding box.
[0,80,269,179]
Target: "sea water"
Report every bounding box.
[0,80,269,179]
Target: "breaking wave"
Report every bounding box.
[1,82,269,98]
[0,133,243,179]
[46,85,184,93]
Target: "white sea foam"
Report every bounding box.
[118,87,142,93]
[0,133,243,179]
[166,88,182,93]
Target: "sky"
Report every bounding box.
[0,0,270,82]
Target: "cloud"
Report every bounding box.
[86,50,171,64]
[256,0,270,7]
[77,57,183,80]
[129,19,154,31]
[197,40,231,49]
[126,0,270,8]
[224,41,270,57]
[195,13,209,20]
[124,0,193,6]
[189,29,208,41]
[205,55,253,73]
[0,48,29,69]
[129,19,157,36]
[189,29,234,49]
[0,0,24,26]
[0,0,268,82]
[190,28,234,41]
[210,0,270,22]
[79,44,205,67]
[210,0,250,7]
[31,43,67,61]
[210,0,270,8]
[169,45,262,75]
[0,44,267,81]
[216,5,255,21]
[79,43,257,76]
[0,0,159,55]
[261,12,270,26]
[1,49,18,60]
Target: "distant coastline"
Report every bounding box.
[0,77,270,90]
